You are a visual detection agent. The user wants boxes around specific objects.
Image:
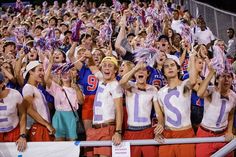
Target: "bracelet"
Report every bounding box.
[115,130,122,135]
[19,134,27,139]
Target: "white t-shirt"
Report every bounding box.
[0,89,23,132]
[201,87,236,131]
[193,27,215,45]
[125,82,158,127]
[157,79,192,129]
[93,80,123,124]
[171,20,183,34]
[22,84,50,122]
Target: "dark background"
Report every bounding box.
[1,0,236,13]
[197,0,236,13]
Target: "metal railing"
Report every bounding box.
[1,137,234,156]
[184,0,236,42]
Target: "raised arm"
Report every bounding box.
[115,13,127,56]
[44,54,53,88]
[197,68,215,98]
[188,52,198,88]
[1,66,16,83]
[14,50,25,87]
[119,63,145,90]
[7,16,17,34]
[67,42,78,62]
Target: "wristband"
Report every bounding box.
[115,130,122,134]
[19,134,27,139]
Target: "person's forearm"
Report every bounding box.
[179,50,186,66]
[227,109,234,133]
[119,68,137,87]
[154,101,165,127]
[197,70,215,97]
[25,98,50,127]
[189,55,198,87]
[44,63,52,87]
[28,107,49,126]
[115,25,126,49]
[68,42,77,62]
[114,98,123,131]
[18,103,26,135]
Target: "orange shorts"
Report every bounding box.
[29,123,54,142]
[86,125,115,156]
[82,95,95,120]
[159,128,195,157]
[124,127,158,157]
[0,125,20,142]
[196,126,233,157]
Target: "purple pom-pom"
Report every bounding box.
[134,47,159,66]
[71,19,83,42]
[112,0,122,12]
[98,20,113,45]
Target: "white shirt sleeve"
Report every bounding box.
[14,90,23,104]
[22,84,34,97]
[208,29,215,41]
[110,82,123,99]
[94,71,104,81]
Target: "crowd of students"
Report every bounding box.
[0,0,236,157]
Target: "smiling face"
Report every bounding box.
[101,60,117,82]
[92,50,104,66]
[134,67,148,84]
[156,51,167,66]
[30,64,44,83]
[53,50,65,63]
[34,28,42,36]
[27,48,38,61]
[83,36,93,48]
[131,36,144,49]
[216,40,225,52]
[61,71,71,83]
[173,34,182,47]
[163,59,179,79]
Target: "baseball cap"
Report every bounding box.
[23,61,41,79]
[101,56,118,67]
[166,54,180,66]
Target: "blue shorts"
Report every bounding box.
[52,111,77,139]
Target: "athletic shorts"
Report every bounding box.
[0,124,20,142]
[124,127,158,157]
[29,123,54,141]
[86,125,115,156]
[196,126,233,157]
[82,95,95,120]
[159,128,195,157]
[52,110,77,139]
